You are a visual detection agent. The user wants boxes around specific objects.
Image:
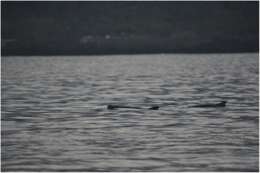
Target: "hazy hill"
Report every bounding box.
[1,1,259,55]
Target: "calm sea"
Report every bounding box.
[1,53,259,171]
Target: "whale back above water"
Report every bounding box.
[149,105,159,110]
[107,104,159,110]
[107,105,140,110]
[107,101,227,110]
[191,101,227,108]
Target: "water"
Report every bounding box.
[1,53,259,171]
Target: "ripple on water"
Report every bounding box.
[1,53,259,171]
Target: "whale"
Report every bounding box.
[107,105,159,110]
[191,101,227,108]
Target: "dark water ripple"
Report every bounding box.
[1,53,259,171]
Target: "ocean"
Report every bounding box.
[1,53,259,171]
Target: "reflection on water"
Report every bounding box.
[1,53,259,171]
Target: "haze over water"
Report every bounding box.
[1,53,259,171]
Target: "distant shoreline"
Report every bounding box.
[2,2,258,57]
[2,50,258,57]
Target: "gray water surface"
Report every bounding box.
[1,53,259,171]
